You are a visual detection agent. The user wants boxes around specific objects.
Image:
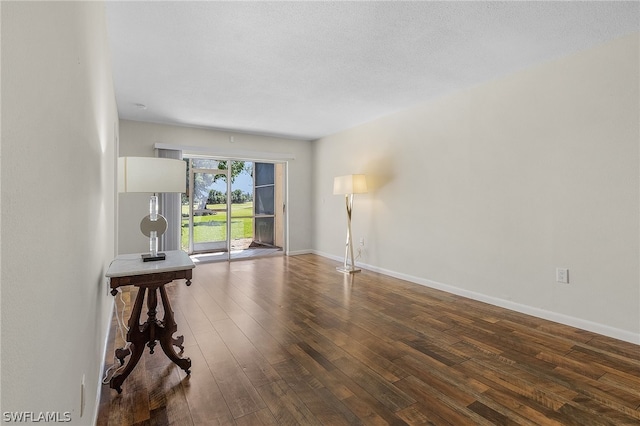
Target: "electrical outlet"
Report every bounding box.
[556,268,569,284]
[359,237,365,246]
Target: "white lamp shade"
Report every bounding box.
[118,157,186,193]
[333,174,367,195]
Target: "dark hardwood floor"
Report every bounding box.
[97,254,640,425]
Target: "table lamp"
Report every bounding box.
[333,174,367,273]
[118,157,186,261]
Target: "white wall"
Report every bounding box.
[1,2,118,423]
[117,120,313,255]
[313,33,640,343]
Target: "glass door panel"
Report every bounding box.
[253,163,276,246]
[255,162,274,185]
[255,186,274,215]
[255,217,274,245]
[230,162,254,252]
[189,167,229,254]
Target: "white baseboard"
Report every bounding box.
[287,249,313,256]
[312,250,639,345]
[90,297,115,426]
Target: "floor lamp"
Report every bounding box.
[118,157,186,261]
[333,174,367,273]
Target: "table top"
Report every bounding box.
[106,250,195,278]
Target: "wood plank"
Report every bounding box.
[479,388,567,426]
[395,402,454,426]
[256,379,323,425]
[175,346,235,425]
[286,341,405,425]
[234,408,279,426]
[285,341,354,401]
[271,358,359,425]
[146,359,194,426]
[467,400,519,425]
[212,317,281,388]
[331,355,416,412]
[339,337,410,383]
[394,375,490,425]
[569,344,640,378]
[195,330,267,419]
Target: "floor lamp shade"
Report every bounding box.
[118,157,186,261]
[333,174,367,273]
[333,174,368,195]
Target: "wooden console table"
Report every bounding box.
[106,250,195,393]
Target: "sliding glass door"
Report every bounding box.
[182,157,286,260]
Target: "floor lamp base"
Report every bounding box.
[336,266,361,274]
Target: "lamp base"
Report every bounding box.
[336,266,361,274]
[142,253,166,262]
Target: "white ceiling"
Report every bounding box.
[105,1,639,141]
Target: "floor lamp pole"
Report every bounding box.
[338,193,360,273]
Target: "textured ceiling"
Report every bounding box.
[105,1,639,141]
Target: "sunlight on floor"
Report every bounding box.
[190,248,282,264]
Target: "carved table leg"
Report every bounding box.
[172,335,185,352]
[158,286,191,374]
[146,289,158,354]
[110,288,149,394]
[114,347,131,366]
[110,343,144,394]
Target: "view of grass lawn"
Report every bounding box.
[181,202,254,250]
